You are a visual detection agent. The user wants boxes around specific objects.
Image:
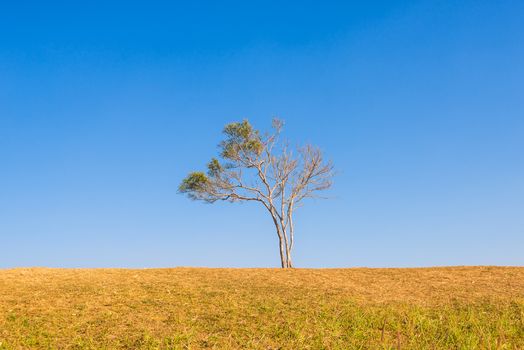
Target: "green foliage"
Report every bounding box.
[207,158,222,177]
[178,172,209,194]
[179,119,264,202]
[220,120,263,160]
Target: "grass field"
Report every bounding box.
[0,266,523,349]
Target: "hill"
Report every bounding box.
[0,266,523,349]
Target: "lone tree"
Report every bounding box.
[179,119,334,268]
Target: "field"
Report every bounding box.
[0,267,523,349]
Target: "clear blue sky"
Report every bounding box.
[1,1,523,268]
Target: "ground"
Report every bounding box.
[0,266,523,349]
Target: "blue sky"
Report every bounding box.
[1,1,523,268]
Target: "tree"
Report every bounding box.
[179,119,334,268]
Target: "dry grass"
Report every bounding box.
[0,266,523,349]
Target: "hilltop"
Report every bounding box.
[0,266,523,349]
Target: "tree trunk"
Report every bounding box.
[268,207,294,268]
[284,231,293,268]
[286,255,293,268]
[269,211,288,268]
[281,226,292,269]
[278,233,287,268]
[287,212,295,268]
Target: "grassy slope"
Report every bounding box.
[0,267,523,349]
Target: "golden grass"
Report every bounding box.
[0,266,523,349]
